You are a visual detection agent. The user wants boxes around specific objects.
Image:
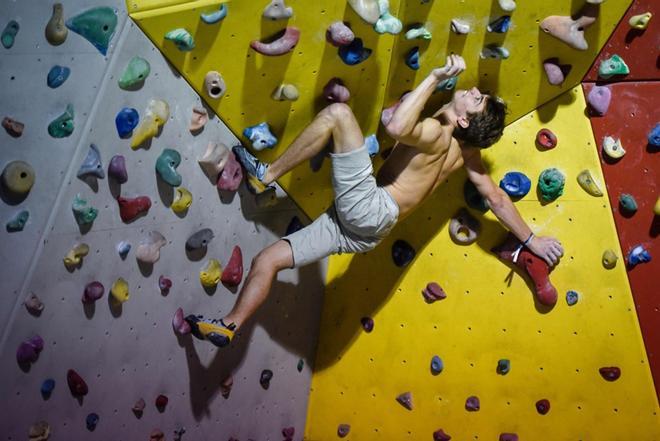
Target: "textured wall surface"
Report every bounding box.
[0,3,325,440]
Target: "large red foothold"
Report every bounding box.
[217,152,243,192]
[67,369,88,397]
[221,245,244,287]
[117,195,151,222]
[492,233,558,306]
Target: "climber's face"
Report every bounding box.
[452,87,488,128]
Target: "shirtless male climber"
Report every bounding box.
[185,55,564,347]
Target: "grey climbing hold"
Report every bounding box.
[566,290,579,306]
[24,293,44,315]
[497,359,510,375]
[186,228,214,250]
[396,391,413,410]
[587,85,611,115]
[6,210,29,232]
[263,0,293,20]
[430,355,444,375]
[77,144,105,179]
[480,44,509,59]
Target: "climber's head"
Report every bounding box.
[451,87,507,148]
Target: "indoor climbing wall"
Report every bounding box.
[0,2,325,440]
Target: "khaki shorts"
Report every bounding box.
[283,145,399,267]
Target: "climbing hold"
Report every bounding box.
[543,58,571,86]
[201,4,228,24]
[66,369,88,397]
[392,239,415,267]
[263,0,293,20]
[286,216,304,235]
[449,208,481,245]
[132,398,146,415]
[110,277,129,303]
[433,429,452,441]
[602,249,618,269]
[48,104,74,138]
[204,71,226,99]
[338,38,372,65]
[41,379,55,398]
[599,366,621,381]
[155,394,168,411]
[348,0,380,24]
[250,26,300,56]
[436,77,458,92]
[602,136,625,159]
[536,128,557,149]
[46,3,67,45]
[365,134,379,157]
[361,316,374,333]
[480,44,509,59]
[85,413,99,431]
[115,108,139,138]
[189,106,208,132]
[464,180,489,212]
[499,172,531,199]
[487,15,511,33]
[599,54,629,79]
[374,0,403,35]
[164,28,195,51]
[1,20,19,49]
[629,12,652,30]
[587,85,611,115]
[450,18,471,34]
[536,399,550,415]
[430,355,444,375]
[198,142,230,183]
[566,290,579,306]
[396,391,413,410]
[243,122,278,151]
[405,25,432,40]
[116,241,131,259]
[136,231,166,264]
[200,259,222,288]
[130,99,169,149]
[17,335,44,365]
[577,170,603,197]
[118,56,150,89]
[422,282,447,303]
[260,369,273,389]
[47,65,70,88]
[297,359,304,372]
[150,429,165,441]
[499,434,518,441]
[82,281,104,304]
[282,427,295,441]
[158,276,172,295]
[173,426,186,441]
[405,47,420,70]
[171,187,192,214]
[186,228,214,250]
[29,421,51,441]
[655,197,660,216]
[323,78,351,103]
[492,234,558,306]
[619,193,638,214]
[108,155,128,183]
[117,195,151,222]
[627,244,651,268]
[2,116,24,137]
[338,424,351,438]
[66,7,117,55]
[63,243,89,270]
[538,168,565,202]
[465,396,480,411]
[155,149,182,187]
[6,210,29,232]
[77,144,105,179]
[221,375,233,398]
[217,152,243,192]
[25,293,44,315]
[221,246,244,287]
[272,84,299,101]
[327,21,354,47]
[539,4,597,51]
[72,194,98,225]
[172,308,191,335]
[647,123,660,147]
[497,359,510,375]
[498,0,516,11]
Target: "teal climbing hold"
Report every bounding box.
[118,56,150,89]
[6,210,29,232]
[48,104,74,138]
[619,193,638,214]
[497,359,510,375]
[436,76,457,92]
[155,149,182,187]
[598,54,629,79]
[2,20,20,49]
[537,168,565,202]
[165,28,195,51]
[66,7,117,55]
[72,194,98,225]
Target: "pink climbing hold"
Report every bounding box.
[221,245,244,287]
[82,281,104,304]
[326,21,354,47]
[499,434,518,441]
[465,395,480,411]
[117,195,151,222]
[323,78,351,103]
[543,58,571,86]
[396,391,414,410]
[599,366,621,381]
[217,152,243,192]
[158,275,172,294]
[67,369,88,397]
[433,429,452,441]
[282,427,295,441]
[172,308,191,335]
[536,128,557,149]
[587,85,611,116]
[155,394,168,411]
[250,26,300,56]
[422,282,446,303]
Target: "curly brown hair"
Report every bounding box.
[453,96,507,148]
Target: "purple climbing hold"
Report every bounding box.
[323,77,351,103]
[499,434,518,441]
[361,316,374,333]
[648,123,660,147]
[282,426,295,441]
[260,369,273,389]
[422,282,446,303]
[286,216,303,235]
[115,108,139,138]
[536,398,550,415]
[543,57,571,86]
[326,21,354,47]
[396,391,413,410]
[433,429,452,441]
[338,38,372,65]
[392,239,415,267]
[337,424,351,438]
[599,366,621,381]
[465,396,480,411]
[627,244,651,268]
[430,355,444,375]
[17,335,44,364]
[587,85,611,115]
[82,281,104,304]
[159,275,172,294]
[108,155,128,183]
[86,412,99,431]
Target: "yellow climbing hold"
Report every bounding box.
[63,243,89,269]
[110,277,129,303]
[130,99,169,149]
[629,12,652,30]
[171,187,192,213]
[577,169,603,197]
[200,258,222,288]
[602,249,618,269]
[654,196,660,216]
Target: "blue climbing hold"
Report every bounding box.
[117,241,131,259]
[365,134,379,157]
[47,65,70,88]
[431,355,444,375]
[487,15,511,33]
[201,4,228,24]
[405,47,420,70]
[497,359,510,375]
[627,245,651,268]
[392,239,415,267]
[338,38,372,66]
[436,76,457,92]
[115,108,139,138]
[243,122,278,151]
[86,413,99,431]
[499,171,531,198]
[566,290,579,306]
[41,378,55,398]
[648,123,660,148]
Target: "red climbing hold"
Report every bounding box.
[67,369,88,397]
[422,282,446,303]
[536,128,557,149]
[221,246,243,287]
[217,152,243,192]
[536,398,550,414]
[117,195,151,223]
[433,428,452,441]
[599,366,621,381]
[155,394,168,411]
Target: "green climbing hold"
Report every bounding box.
[619,193,637,214]
[155,149,182,187]
[72,194,98,225]
[66,7,117,55]
[164,28,195,51]
[6,210,29,232]
[118,56,150,89]
[537,168,565,202]
[2,20,20,49]
[48,104,74,138]
[598,54,629,79]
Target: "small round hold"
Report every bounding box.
[281,426,295,439]
[536,128,557,149]
[449,208,481,244]
[337,423,351,438]
[465,395,480,411]
[158,275,172,293]
[599,366,621,381]
[536,398,550,415]
[41,378,56,398]
[85,413,99,431]
[430,355,444,375]
[618,193,638,214]
[204,71,226,99]
[297,359,304,372]
[497,359,510,374]
[602,249,618,269]
[360,316,374,333]
[2,160,35,197]
[260,369,273,389]
[155,394,168,411]
[566,290,579,306]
